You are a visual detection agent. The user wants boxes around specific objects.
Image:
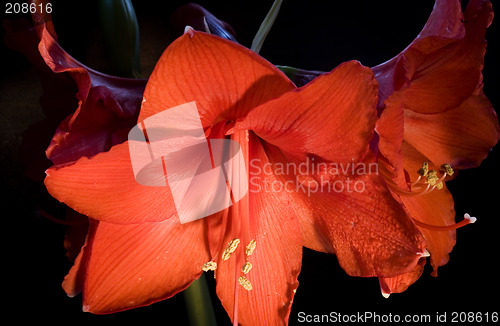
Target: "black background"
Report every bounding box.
[2,0,499,324]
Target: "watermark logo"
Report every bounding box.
[128,101,379,224]
[128,102,248,224]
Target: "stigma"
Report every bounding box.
[412,213,477,232]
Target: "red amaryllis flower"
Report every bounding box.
[44,27,426,325]
[373,0,500,295]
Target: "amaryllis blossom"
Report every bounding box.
[373,0,500,295]
[44,24,428,325]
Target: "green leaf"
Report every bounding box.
[277,65,325,87]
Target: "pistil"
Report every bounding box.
[412,213,476,232]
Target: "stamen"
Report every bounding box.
[202,261,217,272]
[440,164,454,176]
[426,170,439,186]
[411,175,422,186]
[417,162,429,177]
[380,162,455,197]
[245,239,257,257]
[238,276,252,291]
[412,213,476,231]
[222,238,240,261]
[241,262,252,274]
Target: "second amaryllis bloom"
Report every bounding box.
[373,0,499,294]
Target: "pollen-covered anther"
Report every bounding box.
[426,170,439,186]
[242,262,252,274]
[202,261,217,272]
[245,239,256,257]
[417,162,429,177]
[238,276,253,291]
[382,160,454,197]
[440,163,454,176]
[222,238,240,261]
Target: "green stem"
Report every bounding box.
[183,274,218,326]
[251,0,283,54]
[98,0,141,78]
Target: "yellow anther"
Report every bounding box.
[241,262,252,274]
[222,238,240,261]
[245,239,256,257]
[238,276,252,291]
[417,162,429,177]
[440,163,454,176]
[426,170,439,185]
[435,182,444,190]
[202,261,217,272]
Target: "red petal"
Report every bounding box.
[400,0,493,114]
[308,178,425,277]
[373,0,492,113]
[80,219,210,313]
[139,30,294,126]
[417,0,465,40]
[372,0,464,105]
[35,25,146,164]
[400,143,457,275]
[214,134,302,325]
[262,145,426,278]
[374,0,498,184]
[379,258,426,296]
[233,61,377,164]
[404,92,500,170]
[45,142,178,224]
[375,91,407,188]
[402,188,456,276]
[62,219,94,298]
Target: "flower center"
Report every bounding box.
[381,161,477,231]
[381,162,454,197]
